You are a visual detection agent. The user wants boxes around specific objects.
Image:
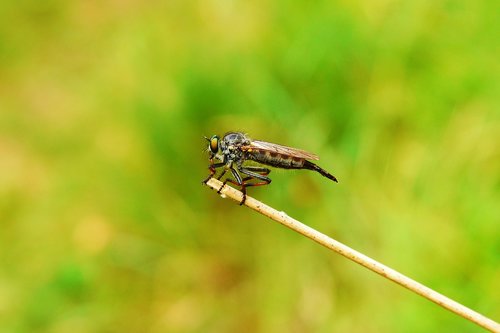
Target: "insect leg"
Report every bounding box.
[240,166,271,176]
[224,176,253,186]
[202,161,226,184]
[238,168,272,184]
[237,167,272,205]
[216,167,229,181]
[217,167,242,194]
[231,167,243,184]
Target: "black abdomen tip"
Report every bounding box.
[304,160,338,183]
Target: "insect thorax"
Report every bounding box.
[220,132,250,163]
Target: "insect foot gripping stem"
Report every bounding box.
[239,190,247,206]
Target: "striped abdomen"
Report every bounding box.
[247,149,306,169]
[245,148,338,182]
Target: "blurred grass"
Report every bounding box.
[0,0,498,332]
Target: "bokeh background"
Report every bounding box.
[0,1,498,332]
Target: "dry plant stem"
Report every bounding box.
[205,178,500,332]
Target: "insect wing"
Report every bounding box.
[245,140,320,160]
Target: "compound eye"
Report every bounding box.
[209,135,219,154]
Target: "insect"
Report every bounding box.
[203,131,338,204]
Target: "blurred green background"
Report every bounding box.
[0,0,498,332]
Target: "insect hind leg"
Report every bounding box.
[240,166,271,176]
[213,166,272,205]
[238,167,272,184]
[237,167,272,205]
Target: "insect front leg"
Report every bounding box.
[202,161,225,184]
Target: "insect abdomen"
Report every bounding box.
[248,150,305,169]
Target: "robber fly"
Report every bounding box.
[203,131,338,204]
